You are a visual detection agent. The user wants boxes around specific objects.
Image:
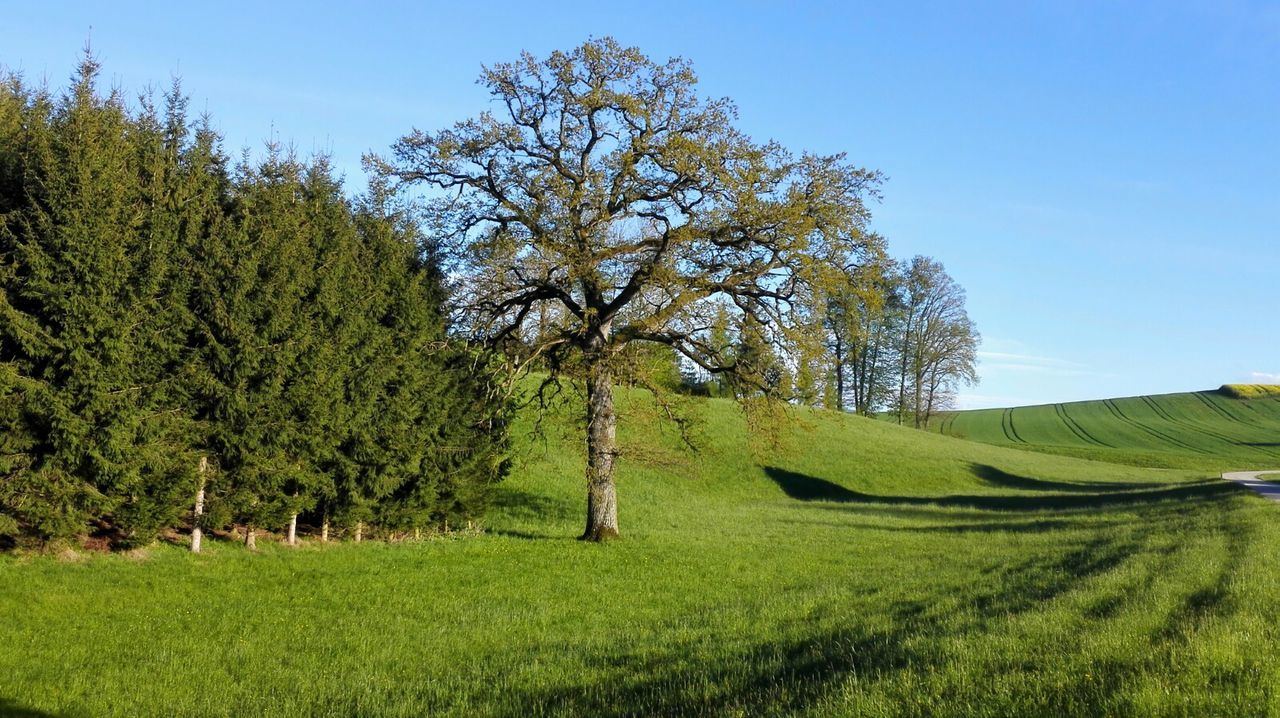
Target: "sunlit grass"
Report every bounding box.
[936,389,1280,471]
[3,391,1279,716]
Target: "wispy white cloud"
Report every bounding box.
[1250,371,1280,383]
[954,393,1030,410]
[976,351,1085,368]
[976,350,1096,377]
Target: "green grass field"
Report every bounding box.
[933,388,1280,470]
[4,389,1280,716]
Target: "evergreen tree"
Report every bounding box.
[189,147,321,547]
[345,185,511,537]
[0,57,511,549]
[0,58,192,545]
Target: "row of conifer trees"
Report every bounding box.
[0,58,510,550]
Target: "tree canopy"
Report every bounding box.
[380,37,882,539]
[0,56,510,550]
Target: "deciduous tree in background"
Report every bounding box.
[822,238,896,414]
[897,256,979,427]
[380,37,880,540]
[816,252,978,422]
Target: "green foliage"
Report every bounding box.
[0,58,509,548]
[817,248,978,422]
[1219,383,1280,400]
[1,386,1276,716]
[0,58,196,545]
[936,389,1280,471]
[380,37,882,538]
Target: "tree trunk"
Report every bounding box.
[321,517,330,542]
[833,334,845,412]
[581,357,620,541]
[355,521,363,543]
[287,513,297,546]
[898,328,910,426]
[913,353,925,429]
[865,322,884,416]
[244,526,256,551]
[191,456,207,553]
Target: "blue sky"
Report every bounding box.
[3,1,1276,408]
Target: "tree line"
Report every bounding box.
[0,57,510,550]
[679,248,978,426]
[821,250,978,425]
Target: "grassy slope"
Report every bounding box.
[934,389,1280,471]
[3,390,1280,717]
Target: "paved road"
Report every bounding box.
[1222,471,1280,502]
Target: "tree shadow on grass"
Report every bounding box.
[500,620,925,718]
[1151,510,1248,646]
[970,463,1152,493]
[496,469,1253,715]
[502,533,1145,717]
[488,528,574,540]
[763,466,1241,512]
[0,698,70,717]
[489,487,579,524]
[788,515,1101,535]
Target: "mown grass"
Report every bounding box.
[935,389,1280,471]
[4,390,1280,716]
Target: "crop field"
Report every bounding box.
[934,388,1280,470]
[5,389,1280,717]
[1221,385,1280,400]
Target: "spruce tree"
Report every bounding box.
[343,185,511,537]
[0,57,192,545]
[189,146,317,547]
[0,57,512,549]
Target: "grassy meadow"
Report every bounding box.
[933,388,1280,471]
[4,389,1280,716]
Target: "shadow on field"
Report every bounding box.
[0,698,68,717]
[503,620,926,717]
[970,464,1150,493]
[490,487,579,524]
[1151,511,1247,647]
[791,516,1107,535]
[488,528,565,540]
[763,466,1242,512]
[505,534,1148,717]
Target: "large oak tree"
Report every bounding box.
[380,38,879,540]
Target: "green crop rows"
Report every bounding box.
[936,389,1280,471]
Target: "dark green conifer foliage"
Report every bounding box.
[0,56,510,548]
[107,84,205,545]
[337,187,512,536]
[0,58,193,544]
[190,147,318,539]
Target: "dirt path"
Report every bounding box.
[1222,470,1280,502]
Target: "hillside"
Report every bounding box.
[2,388,1279,716]
[934,387,1280,470]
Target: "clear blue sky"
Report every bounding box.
[4,1,1277,408]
